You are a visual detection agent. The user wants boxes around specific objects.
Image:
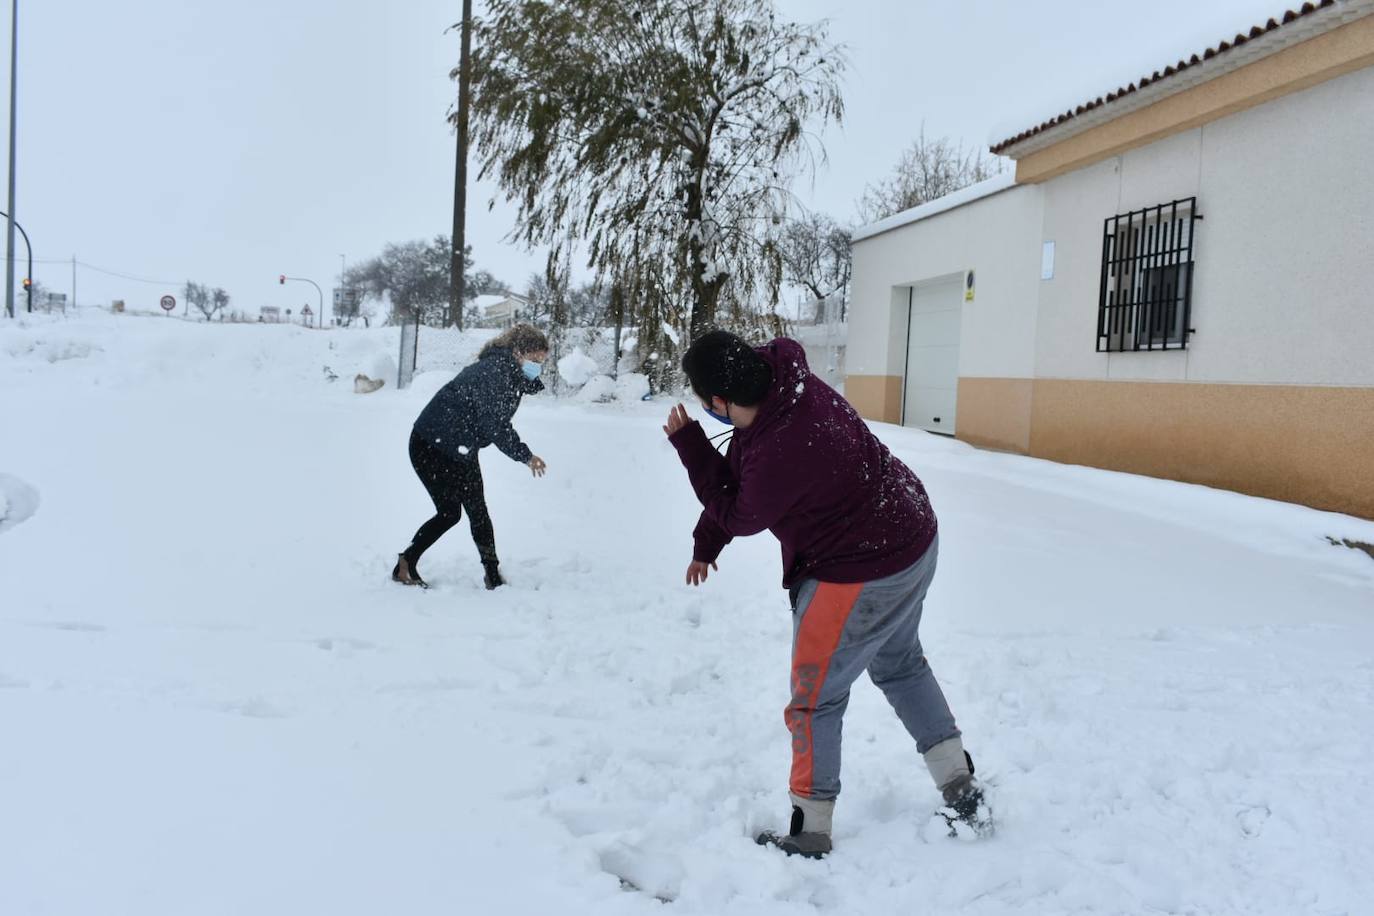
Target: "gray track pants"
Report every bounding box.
[786,536,959,800]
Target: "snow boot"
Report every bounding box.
[755,794,833,859]
[939,775,993,838]
[482,562,505,591]
[392,554,429,589]
[924,736,993,838]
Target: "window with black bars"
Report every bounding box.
[1098,197,1199,352]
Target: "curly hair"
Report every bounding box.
[480,323,550,359]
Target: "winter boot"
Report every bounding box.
[755,794,833,859]
[392,554,429,589]
[924,736,993,838]
[482,562,505,591]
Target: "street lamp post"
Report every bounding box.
[5,0,18,320]
[0,209,30,312]
[278,274,324,328]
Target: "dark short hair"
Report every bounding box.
[681,331,773,406]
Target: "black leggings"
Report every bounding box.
[403,433,498,569]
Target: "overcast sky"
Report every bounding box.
[7,0,1287,316]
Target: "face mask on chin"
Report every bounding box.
[705,403,733,426]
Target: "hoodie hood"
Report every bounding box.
[739,338,811,441]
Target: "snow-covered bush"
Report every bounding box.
[614,373,650,402]
[576,375,616,403]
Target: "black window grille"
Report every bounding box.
[1098,197,1200,352]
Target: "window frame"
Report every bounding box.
[1097,198,1200,353]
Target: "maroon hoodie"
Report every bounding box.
[670,338,938,589]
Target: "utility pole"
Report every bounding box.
[5,0,18,319]
[448,0,473,330]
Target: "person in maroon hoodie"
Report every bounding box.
[664,330,991,858]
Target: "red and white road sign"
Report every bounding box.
[160,295,176,312]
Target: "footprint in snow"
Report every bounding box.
[211,697,289,719]
[598,843,683,904]
[28,621,107,633]
[0,473,40,535]
[1237,804,1271,838]
[314,637,378,652]
[375,677,479,694]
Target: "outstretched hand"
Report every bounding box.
[663,403,692,438]
[527,455,547,478]
[685,560,718,586]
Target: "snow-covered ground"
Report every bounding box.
[2,312,1372,916]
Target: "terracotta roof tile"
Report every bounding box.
[990,0,1339,154]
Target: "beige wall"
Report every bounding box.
[956,378,1034,453]
[846,374,903,425]
[1027,379,1374,519]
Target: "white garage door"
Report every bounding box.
[902,277,963,435]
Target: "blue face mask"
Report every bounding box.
[705,403,733,426]
[521,359,542,381]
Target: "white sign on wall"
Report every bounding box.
[1041,241,1056,280]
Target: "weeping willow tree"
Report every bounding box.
[464,0,844,350]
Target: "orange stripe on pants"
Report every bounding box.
[787,581,863,797]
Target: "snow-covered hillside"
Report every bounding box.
[2,312,1372,915]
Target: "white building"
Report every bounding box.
[847,0,1374,519]
[476,293,530,329]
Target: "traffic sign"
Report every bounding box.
[160,295,176,312]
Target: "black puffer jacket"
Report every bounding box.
[412,346,544,463]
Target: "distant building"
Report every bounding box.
[259,306,283,323]
[846,2,1374,519]
[475,293,529,329]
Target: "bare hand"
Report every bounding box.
[663,403,692,438]
[527,456,547,478]
[685,560,718,586]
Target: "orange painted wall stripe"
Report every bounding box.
[787,581,864,797]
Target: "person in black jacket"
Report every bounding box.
[393,324,549,590]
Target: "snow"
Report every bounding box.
[615,372,651,403]
[3,311,1374,915]
[575,374,617,403]
[558,347,601,388]
[0,472,39,535]
[851,172,1018,242]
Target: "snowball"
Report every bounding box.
[557,348,600,388]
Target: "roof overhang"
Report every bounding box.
[994,0,1374,177]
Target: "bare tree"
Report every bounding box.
[778,212,851,322]
[208,288,230,321]
[180,280,226,321]
[857,126,1005,224]
[346,237,477,326]
[522,270,558,331]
